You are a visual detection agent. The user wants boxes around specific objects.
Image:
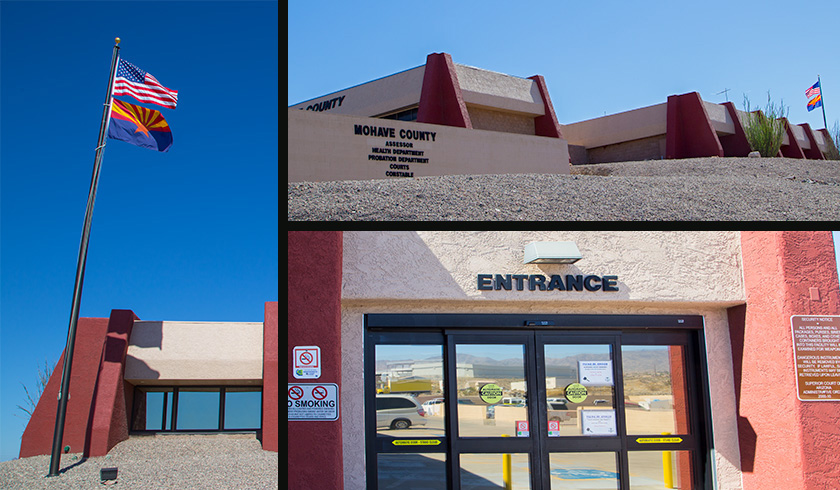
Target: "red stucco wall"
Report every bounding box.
[528,74,564,139]
[416,52,472,129]
[263,301,279,452]
[288,231,343,489]
[665,91,724,159]
[87,309,138,456]
[737,231,840,489]
[19,314,124,458]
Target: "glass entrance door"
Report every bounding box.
[366,316,710,490]
[449,332,540,489]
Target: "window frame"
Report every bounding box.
[130,385,263,434]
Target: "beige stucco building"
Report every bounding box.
[288,52,837,182]
[289,230,840,490]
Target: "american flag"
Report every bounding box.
[113,58,178,109]
[805,81,821,99]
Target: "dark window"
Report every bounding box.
[131,386,262,433]
[380,107,418,122]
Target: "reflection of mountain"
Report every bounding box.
[545,353,609,367]
[542,349,669,374]
[375,349,670,375]
[620,349,671,374]
[376,356,441,372]
[456,354,521,366]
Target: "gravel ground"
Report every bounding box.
[288,157,840,221]
[0,434,278,489]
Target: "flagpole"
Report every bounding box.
[818,75,828,130]
[47,37,121,478]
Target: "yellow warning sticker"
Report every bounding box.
[636,437,683,444]
[392,440,442,446]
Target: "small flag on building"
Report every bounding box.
[113,58,178,109]
[108,98,173,152]
[806,80,822,112]
[805,81,821,99]
[807,94,822,112]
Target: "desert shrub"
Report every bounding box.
[742,93,788,157]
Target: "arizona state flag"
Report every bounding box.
[108,98,173,152]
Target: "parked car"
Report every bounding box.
[376,394,427,430]
[421,398,445,416]
[547,401,572,422]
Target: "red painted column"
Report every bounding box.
[527,75,564,139]
[718,102,752,157]
[416,52,472,129]
[779,118,806,159]
[665,92,724,159]
[20,317,110,458]
[262,301,278,452]
[87,309,139,457]
[736,231,840,490]
[288,231,343,489]
[798,123,826,160]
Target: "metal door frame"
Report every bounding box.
[364,313,713,490]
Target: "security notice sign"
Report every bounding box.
[288,383,339,420]
[293,345,321,379]
[791,316,840,401]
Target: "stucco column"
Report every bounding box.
[288,231,344,489]
[736,231,840,489]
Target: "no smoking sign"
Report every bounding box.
[293,345,321,379]
[288,383,339,421]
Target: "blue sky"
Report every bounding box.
[0,1,278,462]
[289,0,839,130]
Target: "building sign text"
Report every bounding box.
[477,274,619,292]
[791,315,840,401]
[355,124,436,178]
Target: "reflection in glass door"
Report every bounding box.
[539,338,622,490]
[622,343,694,490]
[450,334,538,489]
[455,343,528,438]
[366,315,710,490]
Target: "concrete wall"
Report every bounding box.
[288,110,569,182]
[561,103,667,150]
[454,63,545,116]
[124,321,263,384]
[704,100,737,135]
[467,104,536,135]
[789,123,811,149]
[288,65,425,117]
[339,231,746,490]
[564,94,829,163]
[585,135,667,165]
[341,231,744,305]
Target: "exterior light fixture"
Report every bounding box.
[100,467,118,482]
[523,241,582,264]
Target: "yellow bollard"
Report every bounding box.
[501,434,512,490]
[662,432,674,489]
